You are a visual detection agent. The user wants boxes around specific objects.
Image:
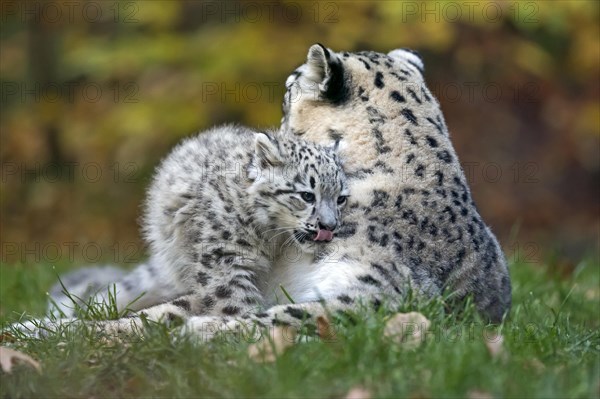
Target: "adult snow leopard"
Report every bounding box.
[278,44,512,322]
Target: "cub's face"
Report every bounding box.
[248,133,349,252]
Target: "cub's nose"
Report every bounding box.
[318,221,337,231]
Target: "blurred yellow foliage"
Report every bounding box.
[0,0,598,264]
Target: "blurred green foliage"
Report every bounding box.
[0,1,598,266]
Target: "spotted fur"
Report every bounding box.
[277,44,511,322]
[16,45,510,340]
[154,46,509,336]
[19,125,349,336]
[141,45,510,338]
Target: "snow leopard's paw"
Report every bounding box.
[180,316,262,343]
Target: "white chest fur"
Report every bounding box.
[260,247,359,306]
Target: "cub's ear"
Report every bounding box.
[325,137,347,167]
[387,48,424,74]
[254,133,283,167]
[329,137,341,152]
[303,43,348,104]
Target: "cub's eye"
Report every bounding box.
[337,196,348,205]
[299,192,316,203]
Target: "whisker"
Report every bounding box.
[269,228,296,242]
[261,226,295,235]
[283,233,298,249]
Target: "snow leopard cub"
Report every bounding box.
[47,124,349,325]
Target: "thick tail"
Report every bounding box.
[48,265,128,317]
[48,261,183,318]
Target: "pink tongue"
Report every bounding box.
[314,229,334,242]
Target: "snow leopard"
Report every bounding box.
[277,44,512,321]
[15,44,511,340]
[14,124,349,336]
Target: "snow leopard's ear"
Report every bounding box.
[326,137,347,165]
[331,138,340,152]
[254,133,283,167]
[387,48,424,74]
[302,43,349,104]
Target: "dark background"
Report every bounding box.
[1,1,598,269]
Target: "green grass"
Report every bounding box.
[1,258,599,398]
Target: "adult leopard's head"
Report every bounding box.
[281,44,439,174]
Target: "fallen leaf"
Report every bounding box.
[316,316,337,342]
[524,357,545,373]
[467,390,494,399]
[585,288,599,300]
[0,332,16,344]
[384,312,430,349]
[345,386,372,399]
[0,346,41,373]
[484,334,506,360]
[247,326,297,363]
